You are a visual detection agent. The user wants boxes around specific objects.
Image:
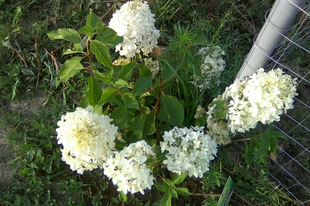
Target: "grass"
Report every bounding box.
[0,0,306,205]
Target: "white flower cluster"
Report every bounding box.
[160,126,218,178]
[206,68,298,145]
[56,106,118,174]
[144,57,160,78]
[109,0,160,58]
[191,45,226,90]
[103,140,155,195]
[223,68,298,133]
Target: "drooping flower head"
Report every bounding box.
[160,126,218,178]
[56,106,118,174]
[109,0,160,58]
[103,140,155,195]
[206,68,298,145]
[224,68,298,133]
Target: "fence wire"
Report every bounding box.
[261,1,310,205]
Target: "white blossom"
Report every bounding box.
[206,68,298,144]
[103,140,155,195]
[160,126,218,178]
[224,68,298,133]
[56,106,118,174]
[109,0,160,58]
[191,45,226,90]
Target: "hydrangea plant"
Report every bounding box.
[49,0,298,204]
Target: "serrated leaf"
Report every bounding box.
[118,191,127,203]
[93,70,114,85]
[171,189,178,199]
[162,95,184,127]
[110,106,128,129]
[95,26,123,49]
[86,9,98,30]
[98,88,117,106]
[143,109,156,137]
[87,76,103,106]
[138,63,152,77]
[78,25,94,37]
[90,40,113,69]
[175,187,192,197]
[63,43,84,55]
[47,28,81,43]
[161,191,172,206]
[172,172,187,185]
[58,56,84,83]
[118,61,135,81]
[122,93,139,110]
[132,77,152,96]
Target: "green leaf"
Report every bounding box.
[96,26,123,49]
[2,39,13,49]
[118,61,135,81]
[138,63,152,77]
[118,191,127,203]
[255,135,269,161]
[93,104,102,115]
[86,9,99,30]
[155,184,168,192]
[79,94,89,108]
[172,172,187,185]
[87,76,103,106]
[63,43,84,55]
[161,191,172,206]
[122,93,139,110]
[110,106,128,129]
[143,109,156,137]
[269,135,278,153]
[162,95,184,127]
[58,56,84,83]
[93,70,114,85]
[175,187,192,197]
[115,79,128,88]
[90,40,113,69]
[214,109,227,119]
[47,28,82,43]
[171,189,178,199]
[98,88,117,106]
[78,25,94,37]
[211,100,227,110]
[128,114,146,139]
[132,77,152,96]
[161,59,177,82]
[244,142,253,165]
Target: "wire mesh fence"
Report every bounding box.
[242,1,310,205]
